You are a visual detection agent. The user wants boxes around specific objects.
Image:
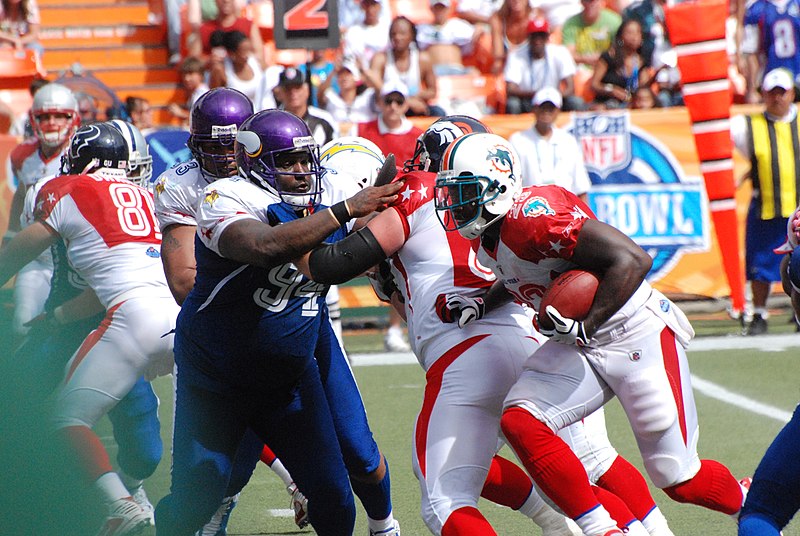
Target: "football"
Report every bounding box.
[539,269,600,325]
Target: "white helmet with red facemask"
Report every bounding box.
[29,83,81,149]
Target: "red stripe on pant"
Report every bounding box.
[415,334,490,478]
[65,302,123,383]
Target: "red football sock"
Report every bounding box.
[481,454,534,510]
[442,506,497,536]
[596,456,658,520]
[259,444,277,466]
[662,459,742,514]
[500,407,600,519]
[592,485,637,529]
[62,425,114,483]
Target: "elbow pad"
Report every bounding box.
[308,227,388,285]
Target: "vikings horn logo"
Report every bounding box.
[522,196,555,217]
[486,146,513,173]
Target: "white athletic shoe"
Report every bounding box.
[96,497,151,536]
[384,327,410,352]
[195,493,239,536]
[128,485,155,525]
[287,483,309,529]
[369,519,401,536]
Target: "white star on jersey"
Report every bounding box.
[418,184,429,199]
[401,186,415,201]
[570,205,589,220]
[47,192,56,203]
[549,240,565,253]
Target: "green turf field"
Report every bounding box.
[3,300,800,535]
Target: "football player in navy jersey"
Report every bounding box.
[154,110,403,536]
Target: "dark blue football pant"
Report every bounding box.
[739,404,800,535]
[155,349,355,536]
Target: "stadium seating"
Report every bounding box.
[0,49,45,90]
[434,73,506,115]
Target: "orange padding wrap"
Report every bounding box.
[665,0,727,46]
[682,90,732,123]
[677,51,730,84]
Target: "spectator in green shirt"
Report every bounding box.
[561,0,621,71]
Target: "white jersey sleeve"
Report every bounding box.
[152,160,208,228]
[196,177,270,255]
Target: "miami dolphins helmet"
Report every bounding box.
[434,133,522,240]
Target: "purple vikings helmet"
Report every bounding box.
[404,115,490,173]
[187,87,254,179]
[236,110,323,208]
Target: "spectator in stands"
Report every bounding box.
[631,85,657,108]
[589,18,651,108]
[417,0,482,75]
[509,86,592,200]
[343,0,390,72]
[0,0,42,57]
[741,0,800,104]
[456,0,503,26]
[299,49,337,107]
[489,0,538,74]
[370,16,444,116]
[318,56,378,137]
[562,0,621,72]
[276,67,339,146]
[504,17,583,113]
[168,56,209,125]
[208,30,271,110]
[75,91,99,123]
[125,96,154,133]
[339,0,391,33]
[187,0,265,68]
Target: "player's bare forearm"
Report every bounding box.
[483,279,515,314]
[60,288,103,321]
[161,224,198,305]
[0,221,57,287]
[571,219,652,336]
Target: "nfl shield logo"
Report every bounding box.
[573,113,631,179]
[629,350,642,362]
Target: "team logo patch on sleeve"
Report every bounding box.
[154,176,167,195]
[522,196,556,217]
[203,190,220,206]
[146,246,160,258]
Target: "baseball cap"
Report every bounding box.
[532,86,563,108]
[278,67,306,87]
[527,17,549,34]
[339,58,361,82]
[762,68,793,92]
[381,79,410,98]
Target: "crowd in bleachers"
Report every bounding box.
[149,0,783,128]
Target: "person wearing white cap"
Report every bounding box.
[504,17,583,114]
[730,67,800,335]
[417,0,482,75]
[318,56,379,137]
[509,86,592,199]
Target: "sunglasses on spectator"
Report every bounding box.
[384,95,405,106]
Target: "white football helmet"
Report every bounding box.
[434,132,522,240]
[319,136,385,190]
[29,83,80,149]
[109,119,153,186]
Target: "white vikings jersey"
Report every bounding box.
[152,159,209,228]
[197,172,357,255]
[35,171,172,309]
[387,171,534,369]
[11,138,65,189]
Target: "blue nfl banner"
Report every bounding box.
[569,111,710,281]
[145,129,191,186]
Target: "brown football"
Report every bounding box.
[539,270,600,323]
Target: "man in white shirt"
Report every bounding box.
[509,87,592,199]
[504,18,583,113]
